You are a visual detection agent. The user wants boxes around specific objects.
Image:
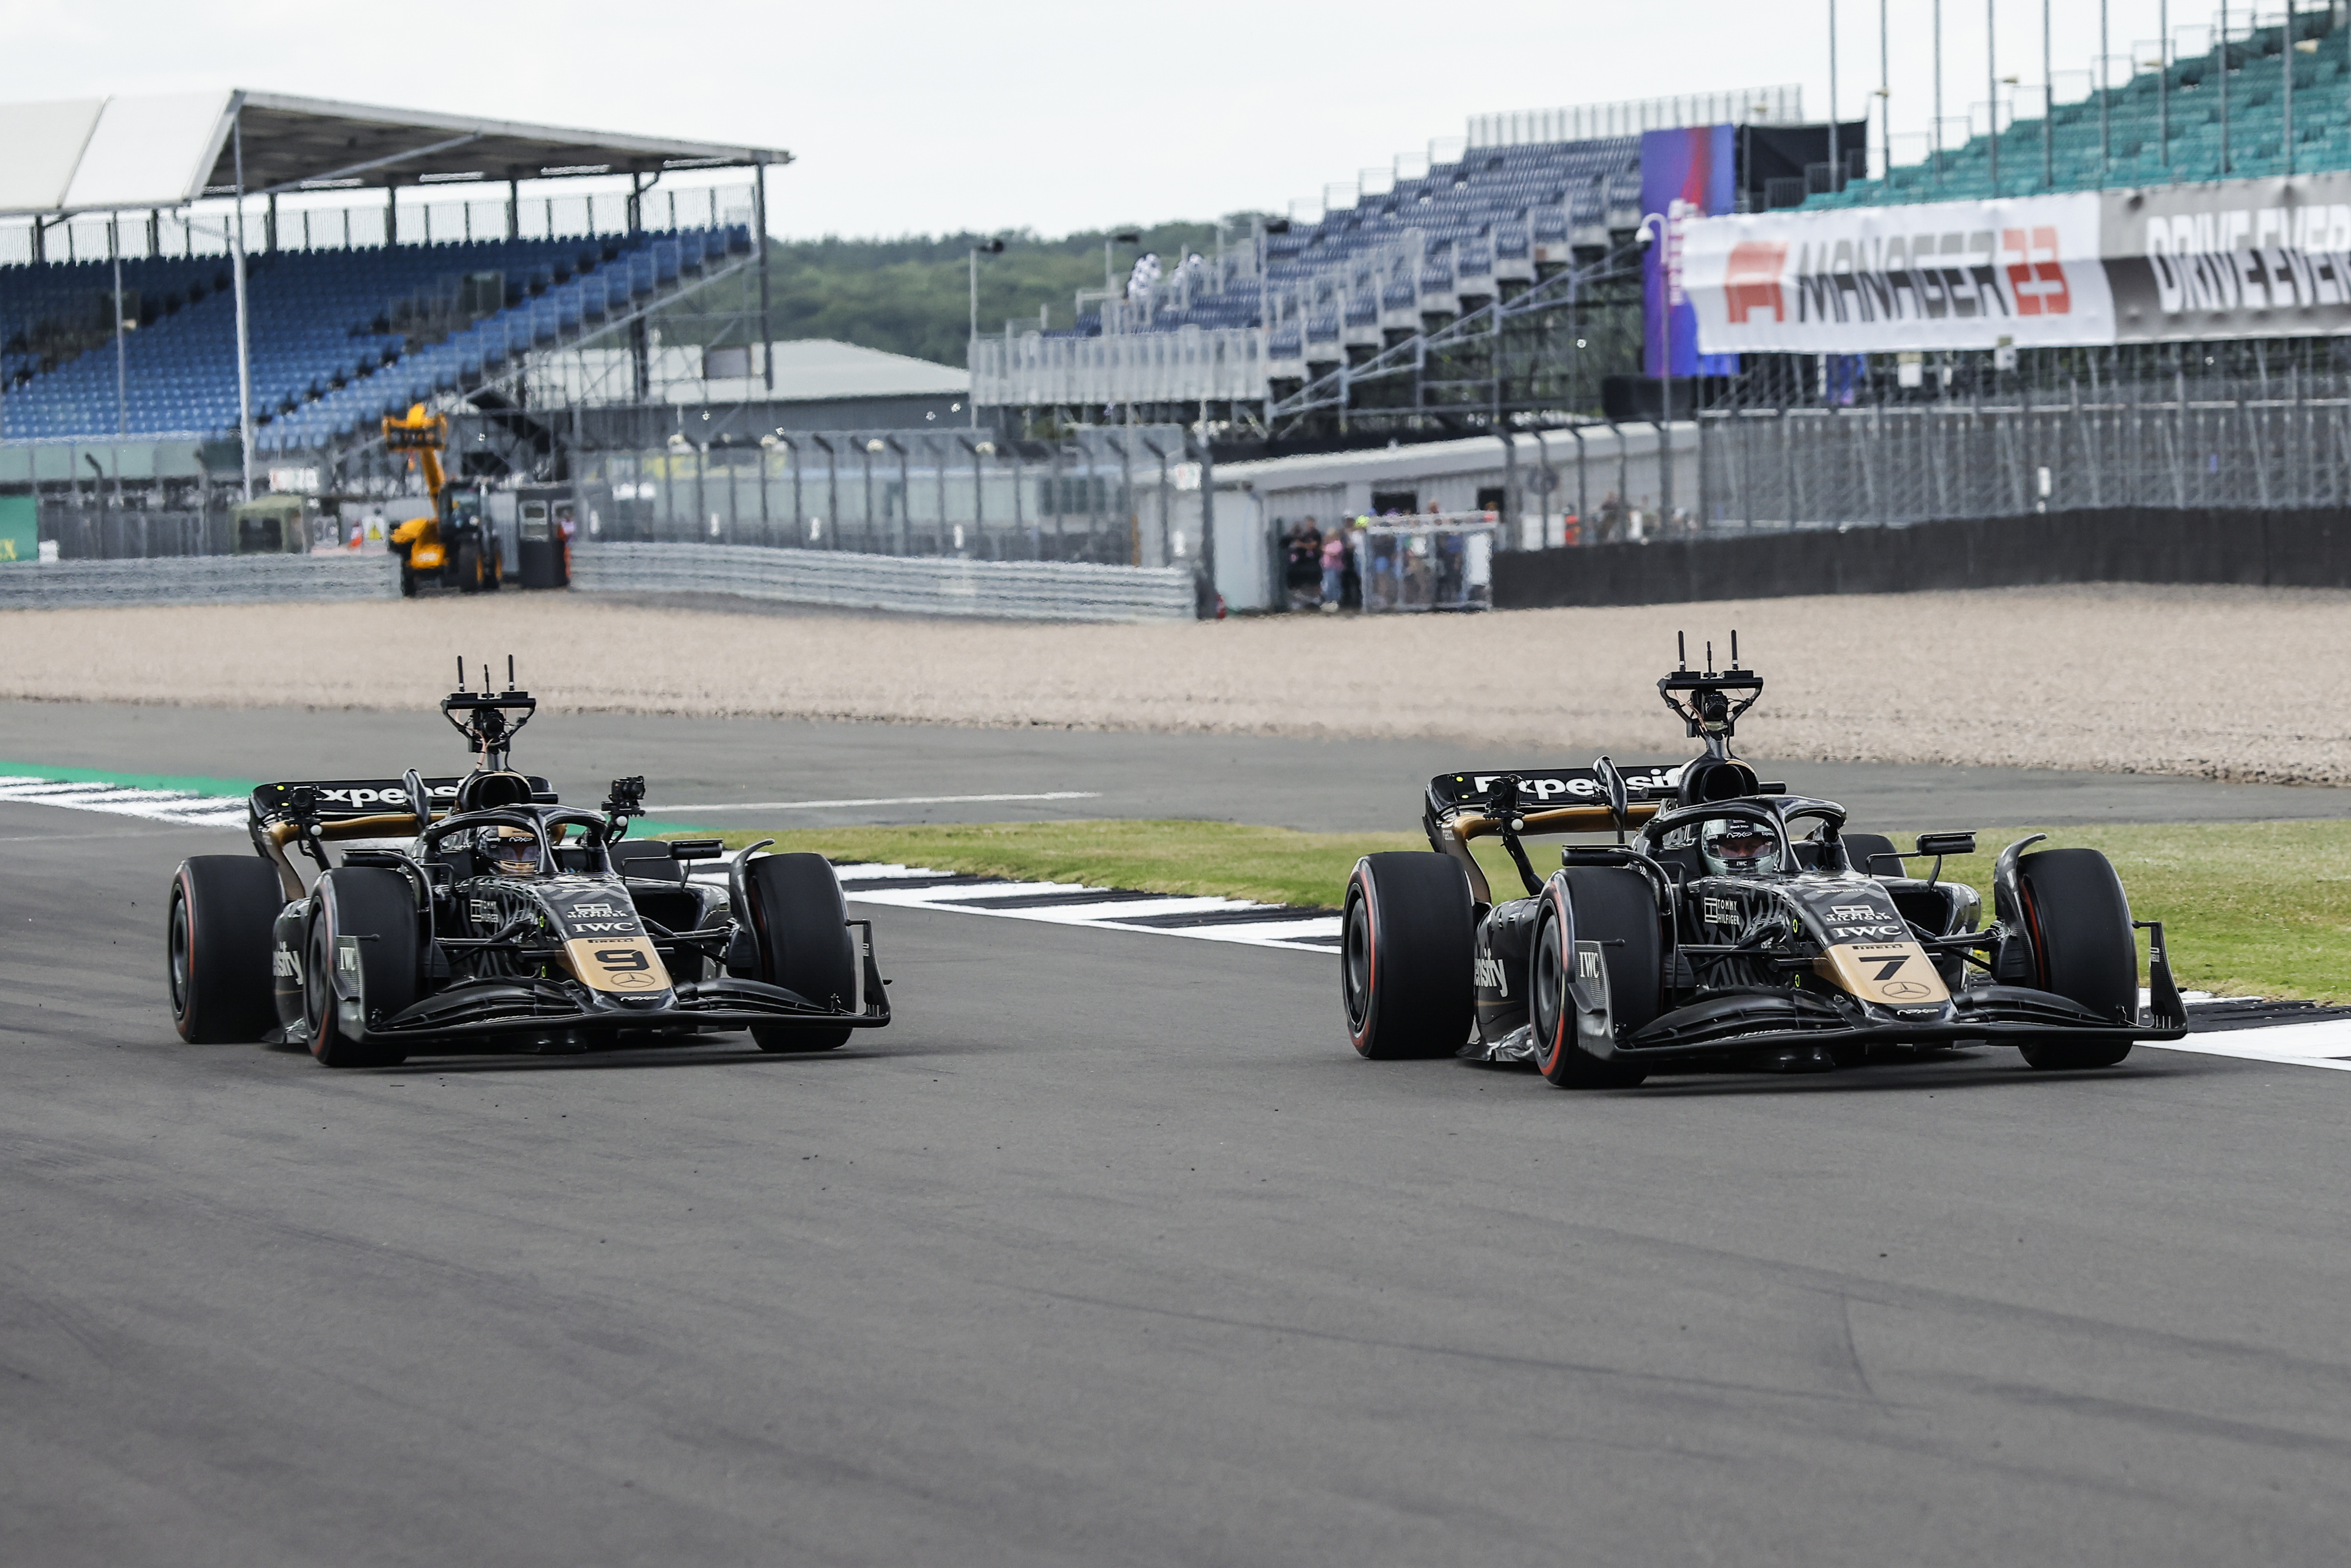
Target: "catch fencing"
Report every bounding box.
[571,542,1197,621]
[1692,341,2351,530]
[577,425,1205,568]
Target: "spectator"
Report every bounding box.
[1319,525,1347,613]
[1285,519,1324,611]
[1598,489,1625,542]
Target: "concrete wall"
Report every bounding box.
[1493,508,2351,609]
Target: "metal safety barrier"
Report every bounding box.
[0,551,400,609]
[571,541,1198,621]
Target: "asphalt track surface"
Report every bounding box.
[3,699,2345,831]
[8,712,2351,1565]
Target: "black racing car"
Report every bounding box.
[166,661,888,1067]
[1341,639,2186,1086]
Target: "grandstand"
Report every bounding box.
[1814,7,2345,205]
[970,86,1826,433]
[0,90,782,477]
[5,224,751,450]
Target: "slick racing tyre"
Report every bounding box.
[1533,867,1656,1089]
[740,853,858,1052]
[2014,848,2137,1071]
[168,856,286,1044]
[305,869,417,1068]
[1342,852,1473,1060]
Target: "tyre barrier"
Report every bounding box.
[569,541,1198,622]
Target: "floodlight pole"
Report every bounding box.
[2219,0,2231,176]
[2098,0,2111,185]
[1640,212,1672,529]
[2042,0,2054,190]
[1827,0,1840,192]
[2159,0,2171,168]
[113,244,127,438]
[1987,0,1999,195]
[753,155,773,393]
[2284,0,2295,177]
[231,108,254,501]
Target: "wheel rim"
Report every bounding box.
[168,887,192,1018]
[1342,890,1373,1033]
[1532,912,1564,1057]
[306,916,335,1045]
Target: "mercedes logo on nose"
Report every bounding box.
[1881,980,1934,1000]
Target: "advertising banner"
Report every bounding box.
[2104,171,2351,341]
[1640,125,1739,376]
[1677,192,2112,354]
[1679,168,2351,353]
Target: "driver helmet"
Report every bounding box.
[475,825,545,877]
[1700,817,1781,877]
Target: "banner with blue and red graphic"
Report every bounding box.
[1639,125,1740,378]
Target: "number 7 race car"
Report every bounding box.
[1341,639,2187,1087]
[165,662,889,1067]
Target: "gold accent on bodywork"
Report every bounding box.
[1451,801,1662,840]
[1814,941,1949,1004]
[560,936,672,994]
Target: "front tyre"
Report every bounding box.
[740,853,858,1052]
[2015,847,2138,1071]
[456,540,483,594]
[305,869,416,1068]
[1341,852,1474,1060]
[168,856,286,1043]
[1533,869,1653,1088]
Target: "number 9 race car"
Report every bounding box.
[165,661,889,1067]
[1341,637,2186,1087]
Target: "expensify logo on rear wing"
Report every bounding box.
[1430,765,1684,812]
[250,776,554,820]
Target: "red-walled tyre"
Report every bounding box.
[167,856,285,1044]
[1341,853,1474,1060]
[2015,848,2137,1071]
[305,869,416,1068]
[1532,868,1656,1090]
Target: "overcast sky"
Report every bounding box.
[11,1,2236,237]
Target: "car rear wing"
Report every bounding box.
[1425,764,1685,822]
[247,775,555,829]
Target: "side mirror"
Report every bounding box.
[1915,832,1977,857]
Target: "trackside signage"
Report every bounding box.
[1680,169,2351,351]
[1678,193,2112,352]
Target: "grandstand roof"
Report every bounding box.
[0,90,788,219]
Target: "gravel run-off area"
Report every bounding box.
[1,584,2345,785]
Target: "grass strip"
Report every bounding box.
[0,760,259,797]
[678,817,2351,1004]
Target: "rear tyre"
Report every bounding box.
[1342,852,1475,1060]
[1533,868,1656,1088]
[305,869,416,1068]
[168,856,286,1043]
[398,561,418,598]
[741,853,858,1052]
[2014,847,2137,1071]
[456,540,483,594]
